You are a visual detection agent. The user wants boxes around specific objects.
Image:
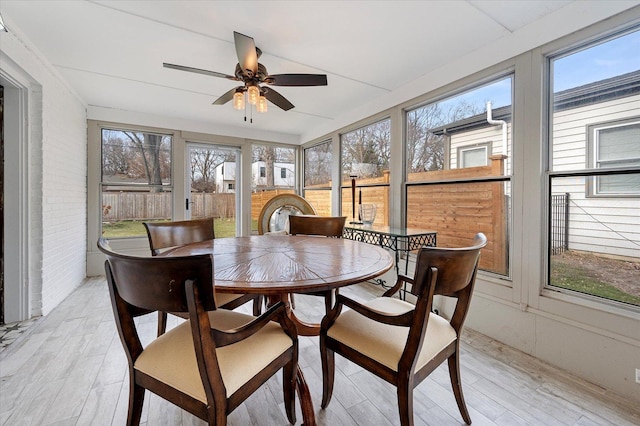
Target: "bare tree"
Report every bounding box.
[304,141,332,186]
[406,100,483,173]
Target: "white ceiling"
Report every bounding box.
[1,1,638,143]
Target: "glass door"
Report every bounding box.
[186,143,240,238]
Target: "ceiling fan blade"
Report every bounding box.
[213,87,239,105]
[234,31,259,75]
[264,87,295,111]
[267,74,328,87]
[163,63,238,80]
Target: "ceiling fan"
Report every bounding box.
[163,31,327,112]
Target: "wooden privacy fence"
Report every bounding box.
[102,192,236,221]
[304,157,507,274]
[406,155,508,274]
[104,189,298,223]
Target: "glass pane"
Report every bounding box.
[101,187,172,238]
[549,175,640,306]
[550,30,640,172]
[407,181,511,276]
[304,140,332,187]
[597,123,640,163]
[251,144,296,234]
[101,129,172,238]
[406,76,512,177]
[341,119,391,223]
[188,146,237,238]
[461,147,487,167]
[101,129,171,185]
[341,119,390,181]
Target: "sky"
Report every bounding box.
[428,27,640,122]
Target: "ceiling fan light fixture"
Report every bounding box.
[233,91,245,110]
[256,95,268,113]
[247,85,260,105]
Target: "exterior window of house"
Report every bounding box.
[101,128,172,238]
[251,143,296,234]
[228,183,235,190]
[588,120,640,196]
[340,119,390,225]
[547,28,640,307]
[303,140,333,216]
[459,144,489,168]
[405,76,513,276]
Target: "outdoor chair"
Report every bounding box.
[320,233,487,426]
[143,218,262,336]
[98,238,299,426]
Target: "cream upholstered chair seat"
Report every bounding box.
[326,297,457,372]
[136,309,294,401]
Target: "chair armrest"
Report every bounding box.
[336,294,414,327]
[212,301,291,347]
[382,274,415,298]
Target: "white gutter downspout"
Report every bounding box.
[486,101,506,155]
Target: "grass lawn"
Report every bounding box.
[550,257,640,305]
[102,218,253,239]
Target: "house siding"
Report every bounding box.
[551,93,640,259]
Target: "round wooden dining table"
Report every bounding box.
[164,234,394,334]
[163,234,393,426]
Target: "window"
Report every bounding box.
[459,143,490,168]
[101,128,172,238]
[228,183,235,190]
[341,119,390,225]
[303,140,333,216]
[548,28,640,307]
[588,120,640,196]
[405,76,513,276]
[251,144,296,234]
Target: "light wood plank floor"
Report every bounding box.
[1,277,639,426]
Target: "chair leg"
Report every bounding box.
[157,311,168,337]
[127,381,145,426]
[282,359,297,424]
[253,295,263,316]
[448,351,472,425]
[397,374,414,426]
[320,338,335,408]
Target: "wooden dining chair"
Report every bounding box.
[98,238,299,426]
[143,218,262,336]
[320,233,487,426]
[287,214,347,311]
[288,214,346,238]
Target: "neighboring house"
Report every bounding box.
[252,161,295,189]
[214,161,237,193]
[432,70,640,260]
[214,161,296,193]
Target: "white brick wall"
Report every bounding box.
[1,24,87,317]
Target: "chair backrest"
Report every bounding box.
[98,237,216,315]
[410,233,487,332]
[288,215,346,237]
[143,218,215,256]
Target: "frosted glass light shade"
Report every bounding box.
[233,91,244,110]
[247,85,260,105]
[257,95,268,113]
